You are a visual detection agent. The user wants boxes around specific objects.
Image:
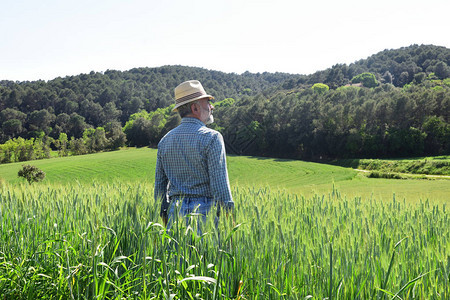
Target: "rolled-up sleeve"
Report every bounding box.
[207,133,234,211]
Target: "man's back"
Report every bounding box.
[157,117,220,198]
[155,117,234,210]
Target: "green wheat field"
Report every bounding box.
[0,148,449,299]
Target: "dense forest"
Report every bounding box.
[0,44,449,162]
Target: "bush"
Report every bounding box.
[18,165,46,184]
[368,171,403,179]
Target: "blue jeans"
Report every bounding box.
[167,197,219,235]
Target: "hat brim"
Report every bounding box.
[172,95,214,112]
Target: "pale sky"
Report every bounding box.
[1,0,449,82]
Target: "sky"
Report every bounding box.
[1,0,449,82]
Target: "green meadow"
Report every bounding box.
[1,147,448,203]
[0,148,449,299]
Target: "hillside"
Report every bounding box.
[1,148,449,203]
[0,65,303,143]
[0,44,449,161]
[303,44,450,88]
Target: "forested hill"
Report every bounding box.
[302,44,450,89]
[0,65,303,120]
[0,44,449,161]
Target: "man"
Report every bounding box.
[154,80,234,231]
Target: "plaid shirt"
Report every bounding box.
[154,117,234,215]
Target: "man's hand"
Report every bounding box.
[161,212,168,226]
[160,197,171,227]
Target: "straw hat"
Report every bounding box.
[173,80,214,111]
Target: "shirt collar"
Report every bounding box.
[181,117,205,126]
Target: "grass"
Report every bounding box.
[0,182,448,299]
[0,148,449,298]
[1,148,449,204]
[0,148,156,184]
[1,148,355,186]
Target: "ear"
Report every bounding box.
[191,102,198,112]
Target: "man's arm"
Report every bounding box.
[154,150,169,225]
[207,133,234,212]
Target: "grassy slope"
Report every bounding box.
[332,156,450,176]
[0,148,156,184]
[1,148,449,203]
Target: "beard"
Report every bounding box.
[205,114,214,125]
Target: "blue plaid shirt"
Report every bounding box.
[154,117,234,214]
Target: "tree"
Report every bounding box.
[124,117,153,147]
[105,122,127,150]
[83,127,108,152]
[387,127,426,157]
[214,98,236,108]
[382,71,393,84]
[0,108,27,123]
[121,98,144,122]
[33,131,52,160]
[325,64,349,88]
[18,164,45,184]
[2,119,24,138]
[434,62,450,79]
[351,73,378,88]
[414,72,427,84]
[311,83,329,94]
[103,102,121,124]
[422,116,448,155]
[55,133,69,157]
[68,113,88,138]
[123,107,172,147]
[52,113,71,139]
[97,88,118,106]
[397,72,410,87]
[69,137,88,155]
[28,109,56,133]
[80,100,105,127]
[0,136,53,162]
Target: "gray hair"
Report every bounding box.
[177,101,198,118]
